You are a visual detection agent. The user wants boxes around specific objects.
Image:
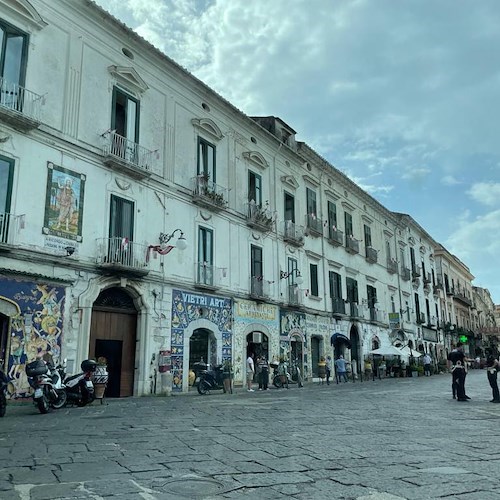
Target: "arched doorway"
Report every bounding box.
[246,331,269,361]
[349,325,360,374]
[190,328,217,368]
[311,336,321,377]
[90,288,137,397]
[290,333,304,382]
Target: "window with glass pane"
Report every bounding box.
[346,277,358,303]
[198,226,214,285]
[309,263,318,297]
[306,188,317,216]
[386,240,391,260]
[197,137,216,182]
[327,201,337,228]
[111,87,140,142]
[0,155,14,213]
[364,225,372,247]
[248,171,262,205]
[344,212,353,236]
[287,257,298,284]
[284,192,295,223]
[251,245,263,295]
[367,285,377,307]
[109,195,134,240]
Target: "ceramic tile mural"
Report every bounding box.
[0,276,65,397]
[171,289,232,391]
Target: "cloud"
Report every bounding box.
[467,182,500,207]
[441,175,461,186]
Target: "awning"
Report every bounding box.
[369,345,405,357]
[330,333,352,348]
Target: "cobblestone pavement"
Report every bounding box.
[1,370,499,500]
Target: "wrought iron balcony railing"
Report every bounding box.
[412,264,422,278]
[387,258,398,274]
[328,227,343,246]
[195,262,219,289]
[250,276,270,300]
[365,246,378,263]
[345,236,359,254]
[0,77,43,129]
[95,237,150,276]
[401,267,411,281]
[0,212,22,246]
[102,131,155,178]
[331,297,346,316]
[288,284,303,306]
[192,175,228,211]
[245,202,275,232]
[306,214,323,236]
[282,220,305,246]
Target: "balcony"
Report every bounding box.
[245,201,275,232]
[102,131,155,178]
[195,262,220,291]
[401,267,411,281]
[0,212,23,249]
[365,246,378,264]
[327,226,343,247]
[387,258,398,274]
[282,220,305,246]
[453,290,473,307]
[423,272,431,284]
[345,235,359,255]
[433,285,441,296]
[192,175,229,211]
[416,312,426,324]
[95,237,150,277]
[250,277,270,301]
[306,214,323,237]
[435,279,444,290]
[369,307,379,322]
[0,77,43,130]
[412,265,422,278]
[331,297,346,316]
[347,302,361,319]
[288,285,303,307]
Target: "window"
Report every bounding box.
[309,263,318,297]
[248,171,262,205]
[344,212,353,237]
[414,293,421,320]
[111,87,140,142]
[109,195,134,240]
[0,20,28,86]
[367,285,377,308]
[198,227,214,285]
[251,245,263,278]
[288,257,298,285]
[364,224,372,247]
[425,298,430,323]
[329,271,342,299]
[346,277,358,304]
[327,201,337,228]
[386,241,392,260]
[306,188,317,216]
[284,191,295,223]
[197,137,216,182]
[405,300,410,321]
[0,155,14,213]
[391,295,396,313]
[410,247,416,271]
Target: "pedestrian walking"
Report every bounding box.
[318,356,326,385]
[334,355,348,383]
[447,343,470,400]
[325,356,332,385]
[423,353,432,376]
[258,356,269,390]
[486,354,499,403]
[278,357,289,389]
[246,354,255,392]
[364,358,373,380]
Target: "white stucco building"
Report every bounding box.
[0,0,492,397]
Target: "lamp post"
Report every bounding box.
[280,268,303,284]
[159,229,187,250]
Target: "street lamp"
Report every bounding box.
[159,229,187,251]
[280,269,303,284]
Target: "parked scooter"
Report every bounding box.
[197,363,230,394]
[26,359,66,414]
[63,359,97,406]
[0,368,8,417]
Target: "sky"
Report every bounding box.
[94,0,500,303]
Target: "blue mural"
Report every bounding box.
[171,289,232,391]
[0,277,65,397]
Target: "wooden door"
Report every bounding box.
[90,309,136,397]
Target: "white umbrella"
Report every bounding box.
[368,345,405,356]
[399,346,422,358]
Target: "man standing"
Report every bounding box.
[334,355,349,383]
[423,353,432,376]
[246,354,255,392]
[486,354,500,403]
[447,343,469,401]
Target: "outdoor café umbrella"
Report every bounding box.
[399,346,422,357]
[368,345,405,356]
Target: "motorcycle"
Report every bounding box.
[26,359,66,414]
[0,368,8,417]
[63,359,97,406]
[197,363,231,395]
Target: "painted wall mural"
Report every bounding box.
[43,162,86,242]
[170,289,232,391]
[279,309,307,375]
[0,276,65,397]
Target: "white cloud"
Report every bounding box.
[441,175,461,186]
[467,182,500,207]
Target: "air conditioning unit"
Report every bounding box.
[252,332,262,343]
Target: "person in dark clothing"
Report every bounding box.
[447,343,469,401]
[258,357,269,391]
[486,355,499,403]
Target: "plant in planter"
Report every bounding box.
[93,357,108,402]
[410,364,419,377]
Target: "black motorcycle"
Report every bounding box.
[197,363,231,395]
[26,359,66,414]
[0,369,8,417]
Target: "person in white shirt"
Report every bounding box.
[246,355,255,392]
[423,353,432,376]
